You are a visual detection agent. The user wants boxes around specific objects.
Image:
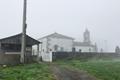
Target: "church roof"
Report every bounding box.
[0,33,41,45]
[39,33,74,40]
[73,41,95,47]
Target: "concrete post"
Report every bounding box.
[21,0,27,64]
[37,44,40,62]
[0,43,1,51]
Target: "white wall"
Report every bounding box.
[48,37,73,52]
[41,52,52,62]
[39,38,47,52]
[75,46,95,52]
[39,37,73,52]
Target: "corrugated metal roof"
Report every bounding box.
[0,33,41,45]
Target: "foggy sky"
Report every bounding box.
[0,0,120,52]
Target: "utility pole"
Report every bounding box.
[21,0,27,64]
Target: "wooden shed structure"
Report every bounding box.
[0,33,41,65]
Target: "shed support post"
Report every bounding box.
[0,43,1,51]
[37,44,40,62]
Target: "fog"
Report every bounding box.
[0,0,120,52]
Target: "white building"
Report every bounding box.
[38,29,97,53]
[73,42,97,52]
[73,29,97,52]
[38,33,74,53]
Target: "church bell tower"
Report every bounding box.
[83,29,91,44]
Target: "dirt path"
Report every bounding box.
[50,64,97,80]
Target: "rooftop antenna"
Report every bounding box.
[21,0,27,64]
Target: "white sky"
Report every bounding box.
[0,0,120,52]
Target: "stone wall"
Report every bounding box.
[0,52,20,65]
[0,52,36,65]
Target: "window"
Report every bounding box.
[54,45,58,51]
[2,44,21,52]
[61,47,64,51]
[72,47,76,52]
[79,49,82,52]
[89,48,91,52]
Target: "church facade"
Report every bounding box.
[38,33,74,53]
[38,29,97,53]
[73,29,97,52]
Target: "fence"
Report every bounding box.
[52,52,120,60]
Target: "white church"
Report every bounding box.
[38,29,97,53]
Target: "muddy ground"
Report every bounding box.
[50,64,97,80]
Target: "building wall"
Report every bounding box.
[39,37,96,53]
[39,37,73,52]
[48,37,73,52]
[74,46,96,52]
[39,38,47,53]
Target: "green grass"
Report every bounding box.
[0,63,55,80]
[55,59,120,80]
[1,59,120,80]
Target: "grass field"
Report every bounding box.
[0,63,54,80]
[56,59,120,80]
[0,60,120,80]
